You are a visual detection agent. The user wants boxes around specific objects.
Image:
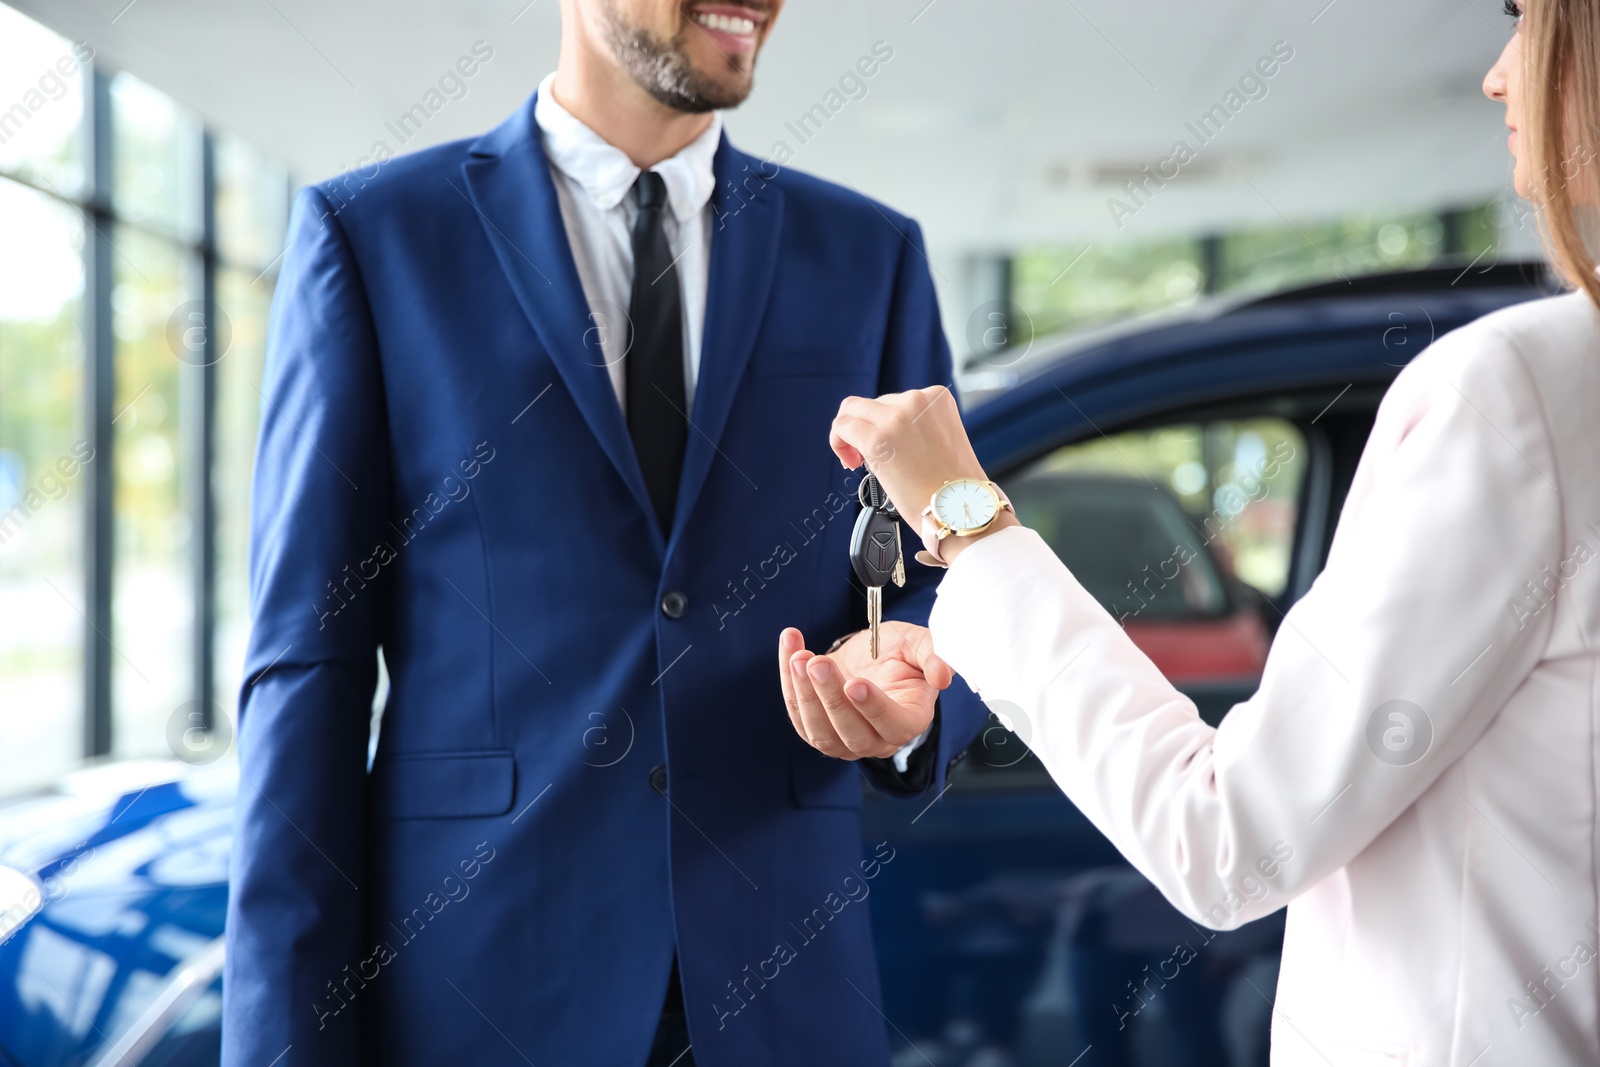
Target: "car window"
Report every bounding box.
[1008,475,1228,621]
[959,416,1306,781]
[1012,417,1305,601]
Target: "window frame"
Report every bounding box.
[0,52,289,762]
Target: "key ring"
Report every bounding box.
[857,467,897,516]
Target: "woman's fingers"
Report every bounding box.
[828,413,873,470]
[831,388,987,530]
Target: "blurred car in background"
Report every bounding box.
[1006,473,1270,687]
[0,262,1553,1067]
[0,763,228,1067]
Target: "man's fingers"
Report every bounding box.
[806,657,897,759]
[777,628,805,733]
[788,649,825,744]
[839,676,924,747]
[790,651,850,759]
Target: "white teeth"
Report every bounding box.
[694,11,756,35]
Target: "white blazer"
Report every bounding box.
[929,292,1600,1066]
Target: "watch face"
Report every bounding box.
[933,479,998,532]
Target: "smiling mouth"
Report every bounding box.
[687,5,764,43]
[694,11,756,33]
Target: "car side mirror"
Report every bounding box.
[0,865,44,947]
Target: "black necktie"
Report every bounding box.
[625,170,688,534]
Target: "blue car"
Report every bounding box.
[0,262,1552,1067]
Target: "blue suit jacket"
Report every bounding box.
[223,93,986,1067]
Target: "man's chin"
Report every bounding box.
[700,83,753,111]
[684,55,756,107]
[604,13,758,113]
[658,72,753,113]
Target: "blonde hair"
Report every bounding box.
[1524,0,1600,306]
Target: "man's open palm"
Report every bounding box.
[778,623,953,760]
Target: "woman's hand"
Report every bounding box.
[830,385,1017,564]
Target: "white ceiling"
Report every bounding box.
[11,0,1521,258]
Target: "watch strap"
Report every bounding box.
[917,516,951,568]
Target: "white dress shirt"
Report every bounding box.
[534,71,719,415]
[929,291,1600,1065]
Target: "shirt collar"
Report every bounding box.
[533,72,721,221]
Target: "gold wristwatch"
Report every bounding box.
[917,478,1013,567]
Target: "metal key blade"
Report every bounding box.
[852,472,901,662]
[868,585,883,659]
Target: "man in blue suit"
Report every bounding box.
[223,1,986,1064]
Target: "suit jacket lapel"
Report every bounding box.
[669,138,785,548]
[460,95,660,540]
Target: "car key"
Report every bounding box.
[850,470,907,658]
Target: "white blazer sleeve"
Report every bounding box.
[929,323,1563,929]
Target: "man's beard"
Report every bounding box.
[601,2,755,113]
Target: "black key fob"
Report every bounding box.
[850,506,902,589]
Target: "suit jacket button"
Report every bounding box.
[649,764,668,795]
[660,591,688,619]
